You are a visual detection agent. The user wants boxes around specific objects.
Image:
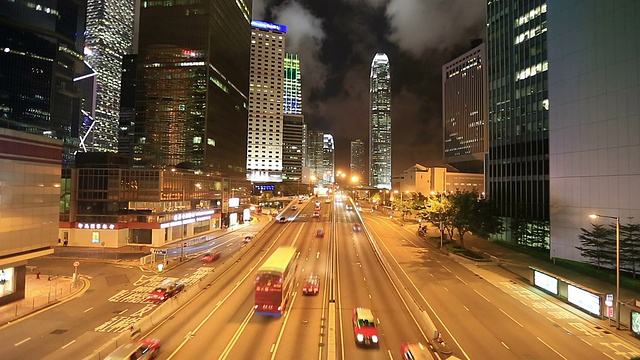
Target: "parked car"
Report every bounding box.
[146,279,185,303]
[316,229,325,237]
[302,274,320,295]
[104,338,161,360]
[201,252,221,263]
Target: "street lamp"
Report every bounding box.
[589,213,620,329]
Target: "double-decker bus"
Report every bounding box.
[254,246,298,316]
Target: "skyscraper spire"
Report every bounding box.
[369,53,392,189]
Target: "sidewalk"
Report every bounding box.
[409,221,640,347]
[0,273,86,328]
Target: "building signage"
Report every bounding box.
[172,209,215,221]
[255,185,275,191]
[533,270,558,295]
[631,311,640,337]
[250,20,287,33]
[229,197,240,208]
[77,223,115,230]
[567,284,601,316]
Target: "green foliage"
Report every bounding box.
[618,221,640,278]
[576,224,615,269]
[421,190,502,248]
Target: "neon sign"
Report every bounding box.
[251,20,287,33]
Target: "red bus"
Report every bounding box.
[254,246,298,316]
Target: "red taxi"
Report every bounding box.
[146,279,185,303]
[302,274,320,295]
[353,307,379,347]
[401,342,431,359]
[201,252,221,263]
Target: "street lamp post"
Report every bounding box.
[589,213,620,329]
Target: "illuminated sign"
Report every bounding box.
[243,209,251,222]
[91,231,100,244]
[248,170,282,183]
[160,218,196,229]
[533,270,558,295]
[77,223,115,230]
[250,20,287,33]
[567,284,601,316]
[255,185,275,191]
[632,311,640,337]
[229,198,240,208]
[172,209,215,221]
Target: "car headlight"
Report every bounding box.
[356,334,364,342]
[372,335,378,343]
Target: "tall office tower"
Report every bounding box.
[83,0,134,152]
[322,134,335,185]
[442,40,487,174]
[350,139,366,185]
[282,115,305,182]
[284,53,302,115]
[487,1,549,244]
[134,0,251,176]
[369,53,392,189]
[306,130,325,182]
[548,1,640,262]
[117,54,137,158]
[0,0,86,165]
[246,20,287,183]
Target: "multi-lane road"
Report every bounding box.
[3,196,639,360]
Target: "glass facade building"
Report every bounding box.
[0,0,87,165]
[350,139,366,185]
[487,1,549,243]
[282,115,305,182]
[83,0,134,152]
[443,41,487,174]
[322,134,335,185]
[129,0,251,177]
[246,20,287,183]
[284,52,302,115]
[369,53,392,189]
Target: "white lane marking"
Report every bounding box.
[316,252,320,259]
[218,308,255,360]
[499,308,523,327]
[456,276,468,285]
[369,294,372,299]
[118,309,128,315]
[474,289,491,302]
[537,337,568,359]
[363,277,366,282]
[377,318,381,324]
[442,265,452,273]
[463,306,469,311]
[61,340,76,349]
[14,337,31,346]
[83,307,93,313]
[388,349,394,359]
[270,344,275,353]
[502,342,510,349]
[270,292,298,360]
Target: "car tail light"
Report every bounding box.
[278,306,282,311]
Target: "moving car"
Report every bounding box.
[312,211,320,218]
[352,224,362,232]
[146,279,185,303]
[345,204,353,210]
[278,217,288,223]
[292,205,297,210]
[104,338,161,360]
[298,199,304,204]
[302,274,320,295]
[316,229,325,237]
[201,252,221,263]
[314,205,321,211]
[325,198,331,203]
[243,235,254,243]
[353,307,379,347]
[401,342,431,360]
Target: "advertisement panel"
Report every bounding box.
[631,311,640,338]
[533,270,558,295]
[567,284,601,316]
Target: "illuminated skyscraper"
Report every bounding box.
[442,40,487,174]
[487,1,549,243]
[350,139,366,185]
[322,134,335,185]
[246,20,287,183]
[369,53,392,189]
[284,53,302,115]
[132,0,251,176]
[0,0,86,164]
[83,0,134,152]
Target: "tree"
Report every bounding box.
[620,221,640,278]
[576,223,616,269]
[421,194,455,241]
[448,190,502,248]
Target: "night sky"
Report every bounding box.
[253,0,485,174]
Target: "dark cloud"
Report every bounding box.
[253,0,485,175]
